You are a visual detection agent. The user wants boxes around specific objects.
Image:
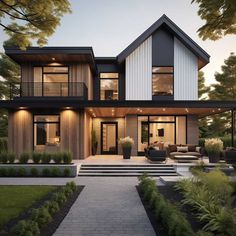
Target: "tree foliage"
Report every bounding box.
[198,71,209,100]
[209,53,236,101]
[0,0,71,49]
[192,0,236,40]
[0,52,20,99]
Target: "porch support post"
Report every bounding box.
[232,109,235,147]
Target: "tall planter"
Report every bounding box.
[205,138,223,164]
[119,136,134,160]
[122,146,132,159]
[208,153,220,163]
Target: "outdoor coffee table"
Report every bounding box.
[174,155,199,163]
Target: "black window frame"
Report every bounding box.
[138,115,187,155]
[33,114,60,150]
[152,66,174,100]
[33,65,69,96]
[99,72,119,101]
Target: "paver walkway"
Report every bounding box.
[54,178,156,236]
[0,177,157,236]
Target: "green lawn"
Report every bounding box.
[0,186,55,228]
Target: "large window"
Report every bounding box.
[34,115,60,152]
[100,73,119,100]
[138,115,187,153]
[152,67,173,96]
[33,66,69,96]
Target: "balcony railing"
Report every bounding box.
[2,82,88,100]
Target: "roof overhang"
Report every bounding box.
[1,99,235,118]
[4,46,96,73]
[117,15,210,69]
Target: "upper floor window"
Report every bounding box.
[152,67,173,96]
[33,66,69,96]
[100,73,119,100]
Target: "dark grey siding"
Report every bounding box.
[152,27,174,66]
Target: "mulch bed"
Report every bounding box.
[0,185,84,236]
[136,186,167,236]
[137,185,204,236]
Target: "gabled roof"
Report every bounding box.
[117,14,210,68]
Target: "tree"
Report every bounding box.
[198,71,209,100]
[192,0,236,40]
[0,0,71,49]
[209,53,236,101]
[200,53,236,139]
[0,52,20,99]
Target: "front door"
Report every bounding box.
[101,122,118,154]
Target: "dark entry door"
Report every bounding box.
[101,122,118,154]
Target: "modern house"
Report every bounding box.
[1,15,235,159]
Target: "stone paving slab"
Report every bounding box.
[0,177,157,236]
[53,178,156,236]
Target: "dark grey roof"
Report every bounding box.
[117,14,210,66]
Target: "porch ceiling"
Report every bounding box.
[86,107,230,118]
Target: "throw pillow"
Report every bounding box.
[154,146,160,151]
[177,146,188,153]
[196,146,201,153]
[188,145,196,152]
[169,145,177,152]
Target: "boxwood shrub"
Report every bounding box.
[63,167,71,177]
[30,207,52,229]
[8,167,17,177]
[30,167,39,177]
[10,220,40,236]
[17,167,27,177]
[32,152,42,164]
[19,153,30,164]
[52,153,63,164]
[41,153,51,164]
[62,151,72,164]
[0,152,8,164]
[51,167,61,177]
[0,167,7,177]
[42,168,50,177]
[0,138,8,153]
[8,153,16,163]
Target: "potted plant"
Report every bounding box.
[205,138,223,163]
[119,136,134,159]
[92,130,98,156]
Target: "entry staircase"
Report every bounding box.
[78,164,178,177]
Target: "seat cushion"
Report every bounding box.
[169,151,201,158]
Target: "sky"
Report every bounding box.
[0,0,236,85]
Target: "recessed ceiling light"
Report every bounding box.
[52,57,56,61]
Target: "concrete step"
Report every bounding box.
[79,170,176,173]
[80,166,175,170]
[78,172,178,177]
[78,164,178,177]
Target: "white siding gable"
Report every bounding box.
[125,37,152,100]
[174,38,198,100]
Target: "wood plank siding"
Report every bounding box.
[8,110,33,157]
[60,110,80,159]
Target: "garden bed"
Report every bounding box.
[0,164,77,177]
[0,183,84,236]
[138,171,236,236]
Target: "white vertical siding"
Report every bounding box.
[174,38,198,100]
[125,37,152,100]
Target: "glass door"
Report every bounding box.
[101,122,118,154]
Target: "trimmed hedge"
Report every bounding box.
[0,167,71,177]
[10,181,77,236]
[138,174,195,236]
